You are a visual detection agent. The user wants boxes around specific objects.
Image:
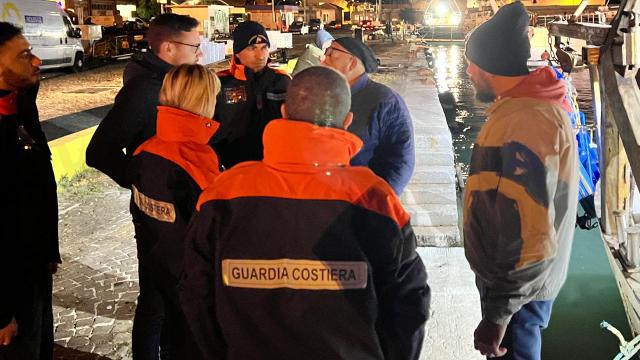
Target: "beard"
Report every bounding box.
[474,86,496,103]
[1,66,39,91]
[473,83,496,103]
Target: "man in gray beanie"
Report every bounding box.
[321,37,414,195]
[212,21,290,169]
[462,2,578,359]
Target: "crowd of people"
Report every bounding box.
[0,2,578,359]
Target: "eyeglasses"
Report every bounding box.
[171,40,201,53]
[324,46,352,57]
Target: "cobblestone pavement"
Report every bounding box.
[49,40,448,359]
[54,170,137,359]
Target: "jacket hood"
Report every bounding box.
[263,119,363,169]
[124,51,172,85]
[156,106,220,145]
[500,67,571,112]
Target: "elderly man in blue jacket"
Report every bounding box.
[321,37,414,194]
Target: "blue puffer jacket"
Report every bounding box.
[349,74,415,194]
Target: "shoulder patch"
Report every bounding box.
[132,185,176,223]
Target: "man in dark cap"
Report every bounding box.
[212,21,291,169]
[179,66,429,360]
[462,2,578,359]
[321,37,414,195]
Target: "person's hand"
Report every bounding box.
[0,317,18,346]
[473,318,508,358]
[49,263,59,274]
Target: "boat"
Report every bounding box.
[546,0,640,357]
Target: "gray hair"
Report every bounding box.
[285,66,351,128]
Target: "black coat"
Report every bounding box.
[211,59,290,169]
[86,51,172,188]
[0,86,60,328]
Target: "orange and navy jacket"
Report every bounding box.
[179,119,430,360]
[128,106,220,279]
[210,57,290,169]
[463,67,578,326]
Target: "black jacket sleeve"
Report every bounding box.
[86,79,158,188]
[178,206,226,360]
[375,222,430,360]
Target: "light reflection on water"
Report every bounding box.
[431,44,594,176]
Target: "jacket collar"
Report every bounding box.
[156,106,220,144]
[229,56,276,81]
[138,51,173,78]
[0,91,17,116]
[263,119,363,169]
[350,73,369,95]
[229,56,248,81]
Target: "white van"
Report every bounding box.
[0,0,85,72]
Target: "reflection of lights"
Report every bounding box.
[436,2,449,16]
[431,45,462,95]
[450,13,460,25]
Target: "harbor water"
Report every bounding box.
[429,42,631,358]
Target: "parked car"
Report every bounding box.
[309,18,323,32]
[326,20,342,29]
[1,0,85,72]
[288,21,305,33]
[359,19,375,30]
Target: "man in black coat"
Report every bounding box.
[0,22,60,360]
[86,13,202,188]
[85,13,203,360]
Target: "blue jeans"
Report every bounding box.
[493,300,554,360]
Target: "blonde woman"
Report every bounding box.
[127,64,221,360]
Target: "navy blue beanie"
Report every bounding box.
[233,21,270,54]
[465,1,530,76]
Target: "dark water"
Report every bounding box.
[430,43,630,358]
[429,43,594,176]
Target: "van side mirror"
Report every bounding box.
[68,28,82,38]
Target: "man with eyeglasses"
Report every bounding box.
[85,13,202,360]
[321,37,415,195]
[0,22,60,360]
[211,21,290,169]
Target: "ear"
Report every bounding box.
[349,57,358,72]
[280,103,288,119]
[342,112,353,130]
[161,41,173,56]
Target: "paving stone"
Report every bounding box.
[66,336,91,348]
[90,333,114,345]
[54,329,74,340]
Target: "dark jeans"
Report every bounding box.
[0,265,53,360]
[133,261,196,360]
[494,300,554,360]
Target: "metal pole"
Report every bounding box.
[272,0,276,29]
[303,0,306,23]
